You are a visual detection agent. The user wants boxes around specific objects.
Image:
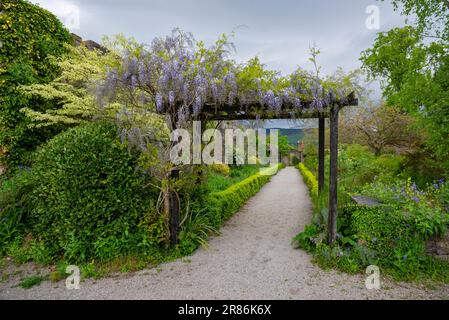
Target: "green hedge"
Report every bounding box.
[297,163,318,198]
[206,164,284,228]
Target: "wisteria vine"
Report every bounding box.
[97,29,361,128]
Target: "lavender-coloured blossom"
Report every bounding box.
[156,93,164,112]
[262,90,275,108]
[211,82,218,100]
[293,98,302,109]
[311,97,324,112]
[177,105,190,124]
[193,96,202,116]
[168,91,176,106]
[228,91,236,105]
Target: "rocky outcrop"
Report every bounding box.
[71,33,107,53]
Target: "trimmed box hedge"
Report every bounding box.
[297,163,318,197]
[206,164,285,228]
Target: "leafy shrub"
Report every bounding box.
[295,177,449,281]
[7,121,162,263]
[210,163,230,176]
[178,205,216,256]
[292,225,320,252]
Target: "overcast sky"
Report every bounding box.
[31,0,406,128]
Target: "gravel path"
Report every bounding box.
[1,167,449,300]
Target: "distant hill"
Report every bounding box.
[267,128,304,146]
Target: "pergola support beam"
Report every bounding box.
[169,168,180,246]
[328,105,339,245]
[318,117,325,193]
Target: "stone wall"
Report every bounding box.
[426,233,449,261]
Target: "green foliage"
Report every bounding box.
[292,225,320,252]
[20,45,119,127]
[360,25,449,173]
[295,138,449,281]
[210,163,231,176]
[0,0,71,169]
[0,169,34,255]
[18,275,45,289]
[278,135,293,156]
[206,164,283,228]
[379,0,449,40]
[206,164,260,193]
[1,121,163,264]
[338,144,404,186]
[296,176,449,281]
[297,163,318,198]
[178,205,217,256]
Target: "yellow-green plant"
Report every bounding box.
[298,163,318,197]
[207,163,285,227]
[20,45,120,127]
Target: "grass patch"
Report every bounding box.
[206,165,261,193]
[18,275,46,289]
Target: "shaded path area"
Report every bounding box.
[1,167,448,299]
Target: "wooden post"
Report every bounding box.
[328,106,339,245]
[318,117,325,193]
[169,168,180,246]
[168,111,180,246]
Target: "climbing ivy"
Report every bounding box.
[0,0,71,169]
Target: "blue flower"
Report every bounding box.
[411,196,420,203]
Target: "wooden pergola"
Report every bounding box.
[168,92,358,245]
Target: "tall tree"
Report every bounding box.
[361,1,449,174]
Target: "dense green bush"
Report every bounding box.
[1,121,163,263]
[0,0,71,169]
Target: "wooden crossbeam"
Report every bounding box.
[198,92,358,121]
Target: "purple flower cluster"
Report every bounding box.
[433,178,445,190]
[97,29,356,124]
